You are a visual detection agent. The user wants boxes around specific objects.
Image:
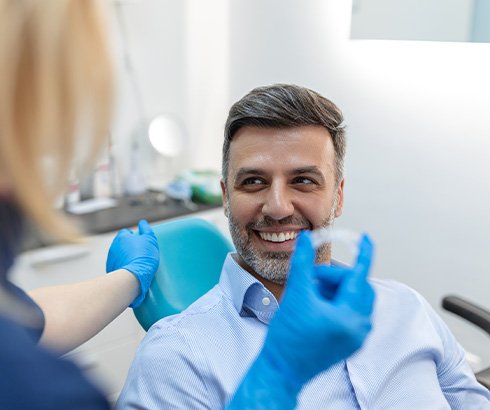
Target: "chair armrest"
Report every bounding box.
[475,367,490,390]
[442,295,490,336]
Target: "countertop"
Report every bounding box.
[21,193,220,252]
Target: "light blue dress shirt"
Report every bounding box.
[117,254,490,409]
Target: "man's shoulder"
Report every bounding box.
[152,284,228,329]
[138,283,236,353]
[126,281,247,388]
[370,277,429,309]
[371,277,420,297]
[117,288,229,408]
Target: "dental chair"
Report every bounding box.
[442,295,490,389]
[134,217,234,331]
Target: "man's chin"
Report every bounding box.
[261,250,292,260]
[235,246,291,283]
[250,256,291,284]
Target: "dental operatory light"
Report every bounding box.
[148,115,184,158]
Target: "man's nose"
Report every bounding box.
[261,183,294,220]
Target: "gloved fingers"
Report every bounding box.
[314,264,347,283]
[346,278,376,315]
[313,265,346,300]
[348,234,375,313]
[117,228,134,237]
[353,234,374,282]
[137,219,153,236]
[360,282,376,315]
[336,273,376,314]
[288,230,315,285]
[106,229,136,272]
[334,234,374,308]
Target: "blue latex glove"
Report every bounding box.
[227,231,375,410]
[106,220,160,308]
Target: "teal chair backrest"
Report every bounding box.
[134,217,234,331]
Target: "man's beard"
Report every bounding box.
[227,201,337,285]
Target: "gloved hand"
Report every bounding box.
[106,219,160,308]
[264,231,375,386]
[227,231,375,410]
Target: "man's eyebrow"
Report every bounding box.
[288,166,326,182]
[233,166,327,182]
[288,166,323,175]
[233,168,266,182]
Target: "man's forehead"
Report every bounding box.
[228,125,336,177]
[229,125,333,147]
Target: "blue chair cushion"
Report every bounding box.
[134,217,234,331]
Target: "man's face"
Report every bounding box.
[221,125,344,285]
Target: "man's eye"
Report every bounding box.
[242,177,265,185]
[294,176,316,185]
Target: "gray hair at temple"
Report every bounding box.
[222,84,346,186]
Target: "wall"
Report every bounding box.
[110,0,490,369]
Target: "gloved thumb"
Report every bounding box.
[289,231,315,284]
[138,219,152,235]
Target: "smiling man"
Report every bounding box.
[118,84,490,409]
[223,125,343,300]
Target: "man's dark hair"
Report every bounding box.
[222,84,346,185]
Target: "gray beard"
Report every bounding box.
[227,203,337,285]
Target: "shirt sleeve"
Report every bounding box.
[116,324,213,409]
[2,279,45,342]
[414,291,490,408]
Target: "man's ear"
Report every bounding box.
[335,179,344,218]
[220,179,229,217]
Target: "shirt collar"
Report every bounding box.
[219,253,279,325]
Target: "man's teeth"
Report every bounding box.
[259,231,298,243]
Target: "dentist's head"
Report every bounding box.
[0,0,113,247]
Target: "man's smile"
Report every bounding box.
[250,227,304,252]
[257,230,299,243]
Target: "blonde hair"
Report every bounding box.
[0,0,114,241]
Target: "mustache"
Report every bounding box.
[247,215,312,231]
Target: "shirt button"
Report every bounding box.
[262,297,271,306]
